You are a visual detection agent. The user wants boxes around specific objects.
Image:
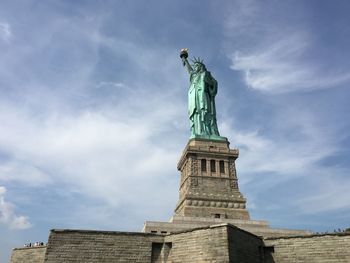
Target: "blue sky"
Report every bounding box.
[1,0,350,261]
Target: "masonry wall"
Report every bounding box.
[264,232,350,263]
[44,229,164,263]
[10,246,46,263]
[227,226,264,263]
[165,225,230,262]
[11,226,350,263]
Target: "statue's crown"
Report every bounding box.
[191,57,204,65]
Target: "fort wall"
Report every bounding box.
[44,229,163,263]
[228,226,264,263]
[264,232,350,263]
[10,225,350,262]
[165,224,230,262]
[10,246,46,263]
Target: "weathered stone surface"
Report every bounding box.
[44,229,163,263]
[264,232,350,263]
[142,215,311,238]
[175,138,250,220]
[228,226,264,263]
[10,224,350,262]
[143,138,310,238]
[10,246,46,263]
[165,224,231,262]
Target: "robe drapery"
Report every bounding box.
[188,70,220,137]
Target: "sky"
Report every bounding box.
[1,0,350,261]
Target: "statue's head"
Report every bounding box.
[192,57,207,73]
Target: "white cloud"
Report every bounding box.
[231,34,350,93]
[0,22,11,42]
[223,0,258,33]
[296,172,350,214]
[96,81,125,89]
[221,1,350,94]
[223,106,337,178]
[228,127,332,180]
[0,84,183,209]
[0,11,188,227]
[219,0,350,215]
[0,186,32,229]
[220,103,350,214]
[0,161,52,187]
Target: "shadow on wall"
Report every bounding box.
[262,246,275,263]
[227,226,276,263]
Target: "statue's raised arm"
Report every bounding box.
[179,49,227,142]
[180,48,193,74]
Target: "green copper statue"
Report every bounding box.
[180,48,227,141]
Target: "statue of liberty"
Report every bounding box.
[180,49,226,141]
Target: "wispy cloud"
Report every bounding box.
[0,22,11,42]
[0,92,182,207]
[0,161,52,187]
[219,2,350,215]
[221,102,349,213]
[0,5,188,231]
[231,34,350,93]
[96,81,125,89]
[222,1,350,94]
[296,172,350,214]
[222,0,258,34]
[0,186,31,229]
[225,126,335,182]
